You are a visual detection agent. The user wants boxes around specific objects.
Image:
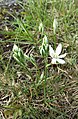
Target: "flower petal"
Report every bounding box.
[49,45,54,57]
[51,58,57,64]
[56,58,65,64]
[56,43,62,55]
[59,53,67,58]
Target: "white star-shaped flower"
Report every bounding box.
[49,43,66,64]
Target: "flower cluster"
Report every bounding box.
[13,21,67,66]
[39,22,66,64]
[13,43,66,65]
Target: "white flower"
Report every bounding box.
[49,43,66,64]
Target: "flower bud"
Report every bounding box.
[12,44,25,66]
[53,18,58,34]
[39,22,44,34]
[39,35,49,57]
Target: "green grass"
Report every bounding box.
[0,0,78,118]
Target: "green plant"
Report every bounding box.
[0,0,78,118]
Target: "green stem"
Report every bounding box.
[54,34,56,49]
[44,56,48,101]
